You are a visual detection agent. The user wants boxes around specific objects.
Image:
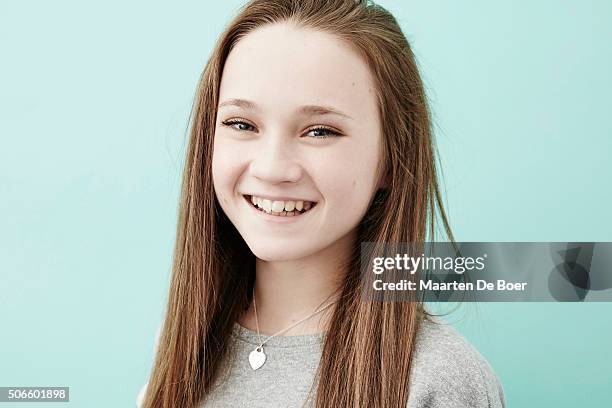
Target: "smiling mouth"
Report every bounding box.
[243,195,317,217]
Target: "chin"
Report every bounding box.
[246,240,315,262]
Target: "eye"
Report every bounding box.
[220,120,341,139]
[304,126,341,139]
[221,119,257,132]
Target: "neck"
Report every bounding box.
[239,231,355,336]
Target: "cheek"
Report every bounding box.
[212,138,242,202]
[314,141,380,212]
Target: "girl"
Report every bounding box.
[138,0,505,406]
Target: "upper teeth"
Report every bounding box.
[249,195,314,214]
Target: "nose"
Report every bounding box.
[248,131,302,184]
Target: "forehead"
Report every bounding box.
[218,22,378,120]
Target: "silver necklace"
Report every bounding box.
[247,291,336,371]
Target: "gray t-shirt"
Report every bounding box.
[137,318,505,407]
[202,320,505,408]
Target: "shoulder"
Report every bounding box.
[407,317,506,408]
[136,382,147,408]
[135,324,162,407]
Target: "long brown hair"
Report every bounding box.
[141,0,454,406]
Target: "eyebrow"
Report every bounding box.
[218,98,353,120]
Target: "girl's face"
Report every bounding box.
[212,23,383,262]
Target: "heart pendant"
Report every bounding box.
[248,347,266,370]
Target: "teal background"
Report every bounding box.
[1,1,610,407]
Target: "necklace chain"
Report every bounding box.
[252,288,337,348]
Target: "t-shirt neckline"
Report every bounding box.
[231,322,326,348]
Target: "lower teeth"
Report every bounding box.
[257,207,302,216]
